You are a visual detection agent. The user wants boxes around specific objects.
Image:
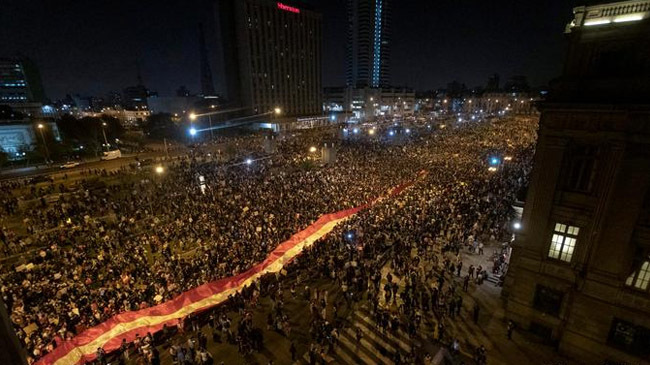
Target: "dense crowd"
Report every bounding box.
[0,116,537,364]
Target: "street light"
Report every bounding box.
[309,146,317,153]
[189,127,197,136]
[37,123,50,163]
[101,122,109,151]
[513,222,522,230]
[274,107,282,115]
[189,113,197,121]
[155,165,165,174]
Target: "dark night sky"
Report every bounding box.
[0,0,581,100]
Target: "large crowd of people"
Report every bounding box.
[0,115,537,364]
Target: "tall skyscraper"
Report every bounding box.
[199,23,217,97]
[504,1,650,363]
[217,0,322,116]
[0,58,45,105]
[346,0,391,88]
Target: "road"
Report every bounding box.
[0,151,183,181]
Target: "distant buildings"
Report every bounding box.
[323,86,414,120]
[346,0,391,88]
[0,58,48,117]
[504,1,650,363]
[122,84,150,111]
[462,92,539,116]
[218,0,322,116]
[0,107,60,158]
[146,96,202,116]
[325,0,402,122]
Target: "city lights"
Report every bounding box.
[309,146,317,153]
[368,128,375,135]
[189,113,197,121]
[245,158,253,165]
[274,107,282,115]
[513,222,522,230]
[155,165,165,174]
[389,130,395,136]
[405,128,411,134]
[353,128,359,134]
[489,157,501,166]
[189,127,197,136]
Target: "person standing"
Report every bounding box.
[507,320,515,340]
[355,327,364,351]
[290,342,297,361]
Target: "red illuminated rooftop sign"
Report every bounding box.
[277,2,300,13]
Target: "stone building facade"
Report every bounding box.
[503,1,650,363]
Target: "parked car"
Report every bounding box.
[60,161,80,169]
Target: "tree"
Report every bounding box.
[0,149,8,168]
[143,113,181,140]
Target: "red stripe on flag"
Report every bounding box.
[36,174,422,365]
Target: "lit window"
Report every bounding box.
[548,223,579,262]
[627,261,650,290]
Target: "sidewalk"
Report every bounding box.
[447,240,583,365]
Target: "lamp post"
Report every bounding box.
[101,122,109,151]
[209,105,215,141]
[37,124,50,163]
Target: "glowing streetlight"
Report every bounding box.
[155,165,165,174]
[405,128,411,134]
[389,130,395,136]
[368,128,375,135]
[189,113,197,121]
[100,122,109,150]
[36,123,50,162]
[189,127,197,136]
[513,222,522,230]
[245,158,253,165]
[274,107,282,115]
[309,146,317,153]
[353,128,359,134]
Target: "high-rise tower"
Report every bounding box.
[199,23,216,97]
[217,0,322,116]
[346,0,391,88]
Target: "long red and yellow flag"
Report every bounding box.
[37,174,422,365]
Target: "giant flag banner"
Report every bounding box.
[37,172,424,365]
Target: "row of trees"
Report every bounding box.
[0,113,187,168]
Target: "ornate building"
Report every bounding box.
[503,1,650,363]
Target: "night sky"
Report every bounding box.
[0,0,582,100]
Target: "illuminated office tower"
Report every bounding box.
[346,0,391,88]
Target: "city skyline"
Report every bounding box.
[1,0,580,100]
